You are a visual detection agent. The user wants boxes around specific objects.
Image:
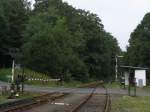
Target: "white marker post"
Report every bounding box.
[11,60,15,83]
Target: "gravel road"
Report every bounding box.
[0,81,150,96]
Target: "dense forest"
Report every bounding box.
[0,0,120,82]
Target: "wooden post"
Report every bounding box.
[128,82,131,96]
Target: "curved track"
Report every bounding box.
[69,84,111,112]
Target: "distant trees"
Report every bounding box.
[125,13,150,69]
[0,0,120,82]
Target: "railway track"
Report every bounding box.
[0,92,68,112]
[0,82,111,112]
[68,86,111,112]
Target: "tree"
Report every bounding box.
[125,13,150,82]
[126,13,150,68]
[0,0,30,67]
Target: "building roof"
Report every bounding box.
[120,66,148,70]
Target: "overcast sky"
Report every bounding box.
[61,0,150,51]
[31,0,150,51]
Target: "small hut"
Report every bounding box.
[120,66,148,87]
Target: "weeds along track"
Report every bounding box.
[79,82,102,88]
[0,92,68,112]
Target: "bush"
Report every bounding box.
[0,68,11,82]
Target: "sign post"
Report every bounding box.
[8,48,19,98]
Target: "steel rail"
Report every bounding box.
[69,89,95,112]
[68,84,111,112]
[103,94,111,112]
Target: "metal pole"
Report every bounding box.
[115,56,118,81]
[22,67,25,93]
[128,69,131,96]
[11,59,15,83]
[134,78,136,97]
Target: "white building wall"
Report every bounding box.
[135,70,146,87]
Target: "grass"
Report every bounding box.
[139,86,150,92]
[0,95,9,104]
[62,81,83,87]
[26,80,85,88]
[105,82,122,89]
[112,96,150,112]
[0,68,83,87]
[17,92,41,99]
[0,68,100,88]
[26,80,59,87]
[0,68,52,83]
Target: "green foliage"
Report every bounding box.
[126,13,150,68]
[0,68,50,82]
[0,0,30,67]
[0,68,11,82]
[22,0,120,82]
[23,69,50,79]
